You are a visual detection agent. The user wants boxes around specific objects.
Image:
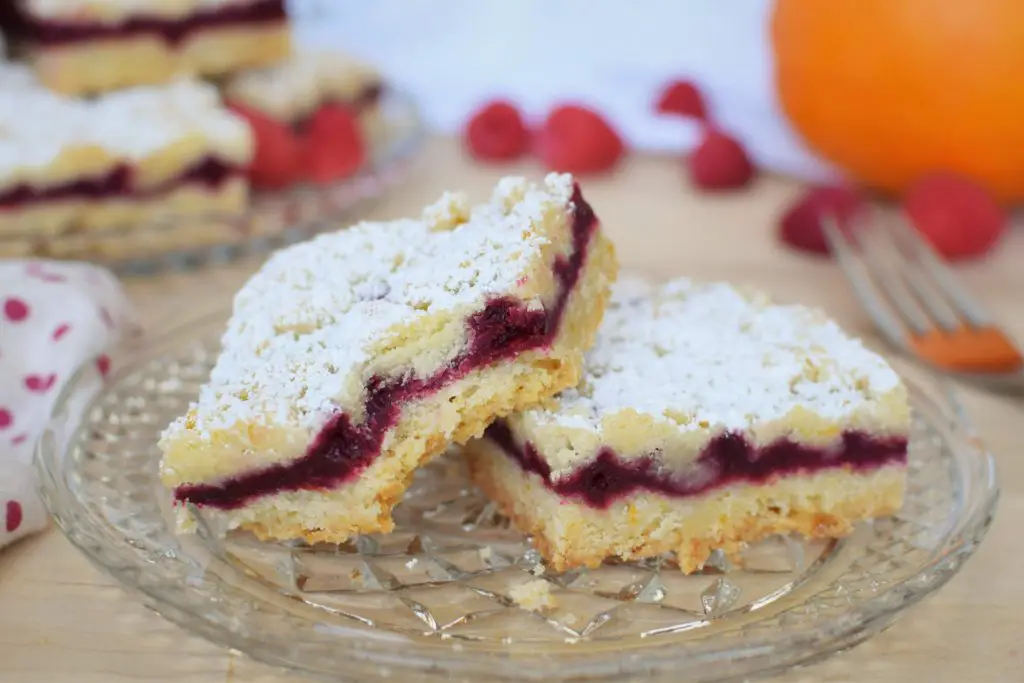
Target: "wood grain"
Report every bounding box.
[1,138,1022,682]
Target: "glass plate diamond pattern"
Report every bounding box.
[36,314,999,682]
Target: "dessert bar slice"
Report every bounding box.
[13,0,290,95]
[465,277,910,573]
[0,81,108,242]
[224,49,387,144]
[159,173,618,544]
[82,79,253,231]
[0,77,253,255]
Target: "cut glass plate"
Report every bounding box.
[36,312,999,682]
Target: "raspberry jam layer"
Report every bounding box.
[20,0,285,46]
[174,184,598,509]
[485,420,908,509]
[0,157,236,208]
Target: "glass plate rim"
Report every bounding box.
[34,311,1001,682]
[0,88,426,276]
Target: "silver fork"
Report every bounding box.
[822,212,1024,396]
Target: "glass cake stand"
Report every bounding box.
[35,312,999,683]
[0,90,425,276]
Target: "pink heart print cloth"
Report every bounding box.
[0,260,137,550]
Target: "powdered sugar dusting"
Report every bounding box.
[0,78,252,181]
[0,89,93,182]
[163,173,577,440]
[225,49,380,121]
[533,276,902,435]
[90,79,252,162]
[0,62,39,91]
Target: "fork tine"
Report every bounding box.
[855,212,935,335]
[879,214,962,330]
[890,216,993,327]
[821,216,908,350]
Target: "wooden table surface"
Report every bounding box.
[1,138,1022,682]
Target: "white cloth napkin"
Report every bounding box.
[0,261,137,549]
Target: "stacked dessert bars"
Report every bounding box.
[0,0,386,257]
[160,174,911,573]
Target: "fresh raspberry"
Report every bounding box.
[778,185,865,255]
[903,173,1006,261]
[688,128,755,191]
[655,80,707,121]
[538,104,625,175]
[464,100,530,162]
[302,103,367,184]
[228,101,301,190]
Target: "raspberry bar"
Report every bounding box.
[12,0,290,95]
[83,79,253,229]
[224,49,386,143]
[0,76,253,254]
[159,174,618,544]
[465,277,910,573]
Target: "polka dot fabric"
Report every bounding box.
[0,260,137,550]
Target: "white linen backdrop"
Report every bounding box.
[289,0,840,182]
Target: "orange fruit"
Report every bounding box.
[771,0,1024,203]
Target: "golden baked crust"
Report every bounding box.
[466,437,905,573]
[32,36,181,95]
[41,178,249,259]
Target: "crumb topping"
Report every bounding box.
[224,49,381,121]
[0,88,94,182]
[163,173,577,441]
[509,579,557,611]
[91,79,252,163]
[515,276,904,451]
[0,78,252,180]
